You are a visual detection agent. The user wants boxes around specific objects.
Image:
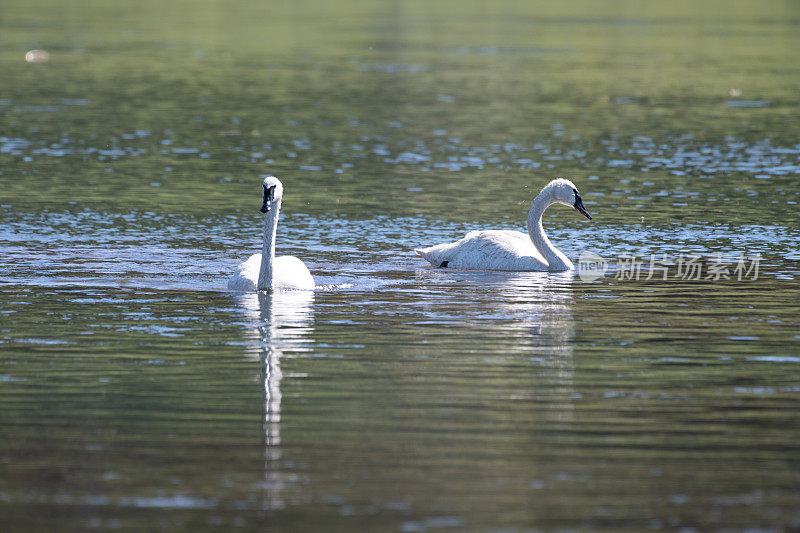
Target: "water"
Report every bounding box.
[3,1,800,531]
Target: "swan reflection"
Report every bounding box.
[493,272,575,419]
[491,271,574,343]
[233,290,314,510]
[418,269,576,417]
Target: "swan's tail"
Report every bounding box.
[414,245,449,267]
[414,248,430,262]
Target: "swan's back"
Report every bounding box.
[415,230,548,271]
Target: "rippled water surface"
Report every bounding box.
[3,1,800,531]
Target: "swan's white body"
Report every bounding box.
[415,178,592,272]
[228,176,315,291]
[228,254,314,291]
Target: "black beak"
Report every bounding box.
[261,185,276,213]
[573,193,592,220]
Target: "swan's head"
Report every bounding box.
[548,178,592,220]
[260,175,284,213]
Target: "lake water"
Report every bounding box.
[2,1,800,531]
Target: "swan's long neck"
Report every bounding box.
[526,189,574,271]
[257,200,281,290]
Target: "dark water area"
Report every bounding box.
[2,1,800,531]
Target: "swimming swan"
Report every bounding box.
[415,178,592,271]
[228,176,315,291]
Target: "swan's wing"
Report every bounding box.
[415,230,548,271]
[273,255,315,291]
[227,253,260,290]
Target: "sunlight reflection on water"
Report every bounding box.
[2,209,798,291]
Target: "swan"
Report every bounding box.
[414,178,592,271]
[228,176,315,291]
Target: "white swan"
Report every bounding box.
[228,176,315,291]
[415,178,592,271]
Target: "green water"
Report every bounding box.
[2,1,800,531]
